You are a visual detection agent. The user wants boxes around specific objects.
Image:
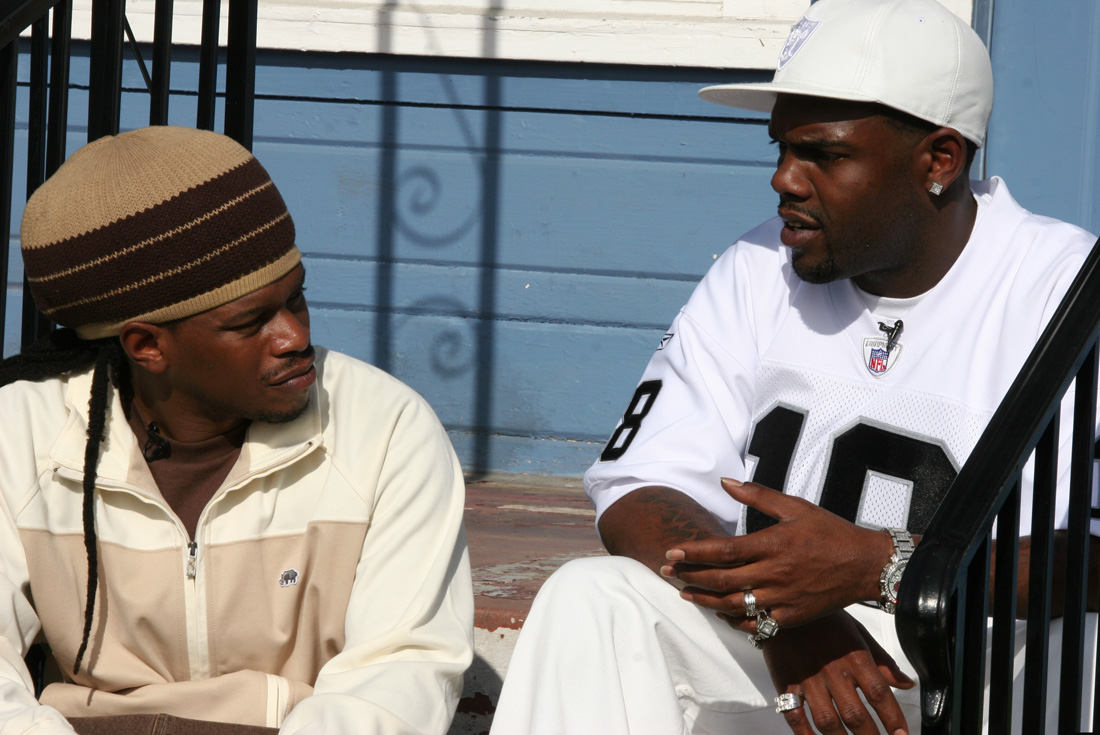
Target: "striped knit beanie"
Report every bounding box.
[20,126,301,339]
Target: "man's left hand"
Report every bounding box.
[759,610,914,735]
[661,478,894,631]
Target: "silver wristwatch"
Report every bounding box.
[878,527,915,614]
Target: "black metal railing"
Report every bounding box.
[1,0,259,355]
[898,235,1100,733]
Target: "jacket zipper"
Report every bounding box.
[53,438,319,683]
[184,540,204,679]
[186,541,198,578]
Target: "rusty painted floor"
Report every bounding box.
[465,478,607,631]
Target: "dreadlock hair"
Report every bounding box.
[0,329,130,675]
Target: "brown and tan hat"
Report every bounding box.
[20,125,301,340]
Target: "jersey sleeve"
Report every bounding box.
[584,228,791,533]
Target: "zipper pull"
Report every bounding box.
[186,541,198,578]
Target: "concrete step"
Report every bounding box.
[451,477,606,735]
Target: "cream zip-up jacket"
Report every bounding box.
[0,347,474,734]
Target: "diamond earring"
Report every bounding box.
[929,182,944,196]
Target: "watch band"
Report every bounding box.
[879,527,914,614]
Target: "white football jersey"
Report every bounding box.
[586,177,1100,538]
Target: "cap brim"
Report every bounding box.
[698,82,879,114]
[700,81,986,148]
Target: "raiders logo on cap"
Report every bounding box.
[777,17,821,70]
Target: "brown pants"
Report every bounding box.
[68,715,279,735]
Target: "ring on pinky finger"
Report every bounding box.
[775,692,804,713]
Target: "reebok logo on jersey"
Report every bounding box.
[658,332,674,350]
[862,336,902,377]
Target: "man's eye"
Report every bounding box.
[808,147,846,163]
[770,139,787,162]
[231,317,264,331]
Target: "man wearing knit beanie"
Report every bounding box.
[0,126,473,735]
[491,0,1099,733]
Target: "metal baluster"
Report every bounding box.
[989,478,1021,734]
[1059,348,1098,733]
[21,14,49,348]
[959,535,991,734]
[223,0,256,148]
[46,0,72,176]
[197,0,220,130]
[1022,416,1060,731]
[87,0,124,142]
[0,40,17,356]
[26,16,46,190]
[149,0,172,124]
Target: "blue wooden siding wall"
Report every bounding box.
[983,0,1100,233]
[252,56,774,478]
[4,0,1098,479]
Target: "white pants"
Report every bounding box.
[490,556,1095,735]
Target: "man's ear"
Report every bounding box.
[922,127,969,193]
[118,322,172,375]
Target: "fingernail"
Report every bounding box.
[679,590,693,602]
[660,565,675,577]
[893,730,907,735]
[665,549,685,561]
[721,477,743,487]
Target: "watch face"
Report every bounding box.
[886,559,909,601]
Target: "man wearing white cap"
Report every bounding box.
[490,0,1099,733]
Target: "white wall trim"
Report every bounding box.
[62,0,973,69]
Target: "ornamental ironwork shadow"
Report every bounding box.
[370,4,505,725]
[372,0,504,479]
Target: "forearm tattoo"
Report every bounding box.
[601,486,726,562]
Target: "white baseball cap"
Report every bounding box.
[699,0,993,147]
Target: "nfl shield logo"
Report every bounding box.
[868,348,889,374]
[862,336,901,377]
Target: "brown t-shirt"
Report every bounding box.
[125,408,249,541]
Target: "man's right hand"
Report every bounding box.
[758,610,914,735]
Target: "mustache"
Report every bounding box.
[777,201,823,226]
[261,344,315,383]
